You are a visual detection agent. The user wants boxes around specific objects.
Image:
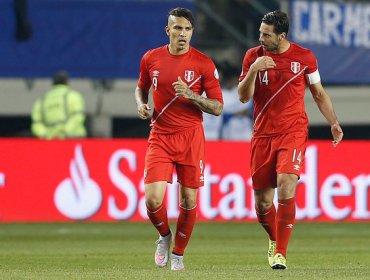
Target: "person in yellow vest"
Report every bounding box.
[31,70,87,139]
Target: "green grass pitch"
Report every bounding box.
[0,222,369,279]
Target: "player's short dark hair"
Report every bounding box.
[168,7,194,28]
[52,70,69,85]
[262,10,289,35]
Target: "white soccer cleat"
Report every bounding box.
[268,239,276,267]
[154,232,172,268]
[171,253,185,271]
[271,253,287,270]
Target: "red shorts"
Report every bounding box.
[144,125,205,188]
[250,132,307,190]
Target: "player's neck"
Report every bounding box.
[274,41,290,54]
[167,44,190,55]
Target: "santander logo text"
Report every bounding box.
[296,147,370,220]
[54,144,370,222]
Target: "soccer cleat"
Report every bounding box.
[171,253,185,271]
[268,239,276,267]
[154,231,172,268]
[271,253,287,269]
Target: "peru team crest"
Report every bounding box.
[291,62,301,74]
[184,70,194,82]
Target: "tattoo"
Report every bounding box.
[188,89,223,116]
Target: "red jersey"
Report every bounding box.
[240,43,318,137]
[138,46,223,134]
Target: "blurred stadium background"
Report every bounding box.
[1,0,369,138]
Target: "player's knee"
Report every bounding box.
[145,197,163,209]
[255,200,273,212]
[277,183,295,198]
[179,197,197,209]
[277,175,298,198]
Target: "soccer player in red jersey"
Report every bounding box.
[238,10,343,269]
[135,7,223,270]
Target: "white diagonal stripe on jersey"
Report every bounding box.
[253,66,308,131]
[151,75,202,127]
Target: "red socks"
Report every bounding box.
[276,197,296,257]
[256,198,296,257]
[146,204,170,237]
[147,203,197,255]
[255,204,277,241]
[173,206,197,255]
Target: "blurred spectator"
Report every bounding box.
[202,105,223,140]
[31,70,87,139]
[203,62,253,141]
[220,62,253,140]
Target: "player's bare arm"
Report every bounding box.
[135,86,151,120]
[309,82,343,147]
[172,77,223,116]
[188,91,223,116]
[238,56,276,103]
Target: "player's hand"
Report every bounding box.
[137,104,151,120]
[251,56,276,72]
[172,77,194,100]
[331,123,343,147]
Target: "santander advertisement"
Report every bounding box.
[0,139,369,222]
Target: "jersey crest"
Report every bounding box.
[184,70,195,82]
[291,62,301,74]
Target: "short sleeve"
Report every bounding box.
[239,49,254,82]
[305,50,318,75]
[137,51,152,91]
[201,58,223,103]
[305,50,320,85]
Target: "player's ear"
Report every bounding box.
[165,26,170,36]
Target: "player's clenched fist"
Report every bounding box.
[331,123,343,147]
[137,104,151,119]
[251,56,276,72]
[173,77,194,99]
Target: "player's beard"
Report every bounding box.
[262,40,279,52]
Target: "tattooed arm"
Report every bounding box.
[172,77,223,116]
[187,89,223,116]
